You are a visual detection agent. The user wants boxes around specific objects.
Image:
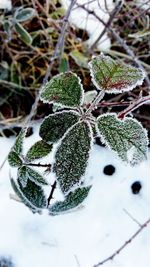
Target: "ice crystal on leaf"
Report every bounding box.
[97,114,148,165]
[89,54,145,93]
[17,165,28,188]
[8,151,22,167]
[39,111,80,143]
[18,166,48,187]
[26,140,53,161]
[40,72,84,107]
[49,186,91,215]
[53,121,92,194]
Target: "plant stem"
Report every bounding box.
[25,162,51,169]
[47,181,57,207]
[118,95,150,119]
[85,91,105,115]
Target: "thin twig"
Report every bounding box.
[47,180,57,207]
[25,162,51,169]
[24,0,76,126]
[93,217,150,267]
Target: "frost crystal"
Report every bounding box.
[53,121,92,194]
[39,110,80,143]
[89,54,145,93]
[40,72,84,107]
[97,113,148,165]
[49,186,91,215]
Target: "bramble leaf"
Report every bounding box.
[49,186,91,215]
[89,54,145,93]
[8,151,22,167]
[12,128,26,155]
[40,72,84,107]
[18,166,28,187]
[26,140,53,161]
[53,121,92,194]
[39,111,80,143]
[15,7,36,22]
[97,114,148,165]
[25,167,48,186]
[11,178,47,212]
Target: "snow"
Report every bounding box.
[61,0,115,51]
[0,0,12,10]
[1,125,150,267]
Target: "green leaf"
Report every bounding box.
[15,8,36,22]
[39,111,80,143]
[49,186,91,215]
[53,121,92,194]
[26,140,53,161]
[15,22,32,45]
[8,151,22,167]
[97,114,148,165]
[25,167,48,186]
[89,54,145,93]
[40,72,84,107]
[12,128,26,155]
[70,50,88,68]
[11,178,47,212]
[59,56,69,73]
[17,166,28,187]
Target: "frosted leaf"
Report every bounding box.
[14,7,36,22]
[11,178,47,212]
[26,140,53,161]
[97,113,148,165]
[53,121,92,194]
[89,54,145,93]
[83,90,97,105]
[12,128,26,155]
[8,151,22,167]
[18,166,28,187]
[25,166,48,186]
[39,110,80,143]
[49,186,91,215]
[40,72,84,107]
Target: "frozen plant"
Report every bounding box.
[8,54,149,215]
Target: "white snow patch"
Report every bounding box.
[1,125,150,266]
[61,0,117,51]
[0,0,12,10]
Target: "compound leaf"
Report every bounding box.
[89,54,145,93]
[11,178,47,212]
[8,151,22,167]
[40,72,84,107]
[49,186,91,215]
[39,111,80,143]
[26,140,53,161]
[97,113,148,165]
[53,121,92,194]
[12,128,26,155]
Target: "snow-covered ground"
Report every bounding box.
[1,125,150,267]
[0,0,12,10]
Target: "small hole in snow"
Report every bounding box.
[131,181,142,194]
[103,165,115,175]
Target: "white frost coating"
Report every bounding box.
[61,0,117,51]
[83,90,97,105]
[88,55,146,94]
[0,0,12,9]
[40,71,84,108]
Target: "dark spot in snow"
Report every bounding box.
[95,137,105,147]
[131,181,142,194]
[103,165,115,175]
[25,127,34,137]
[0,257,14,267]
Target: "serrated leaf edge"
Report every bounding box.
[40,71,84,107]
[88,55,146,94]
